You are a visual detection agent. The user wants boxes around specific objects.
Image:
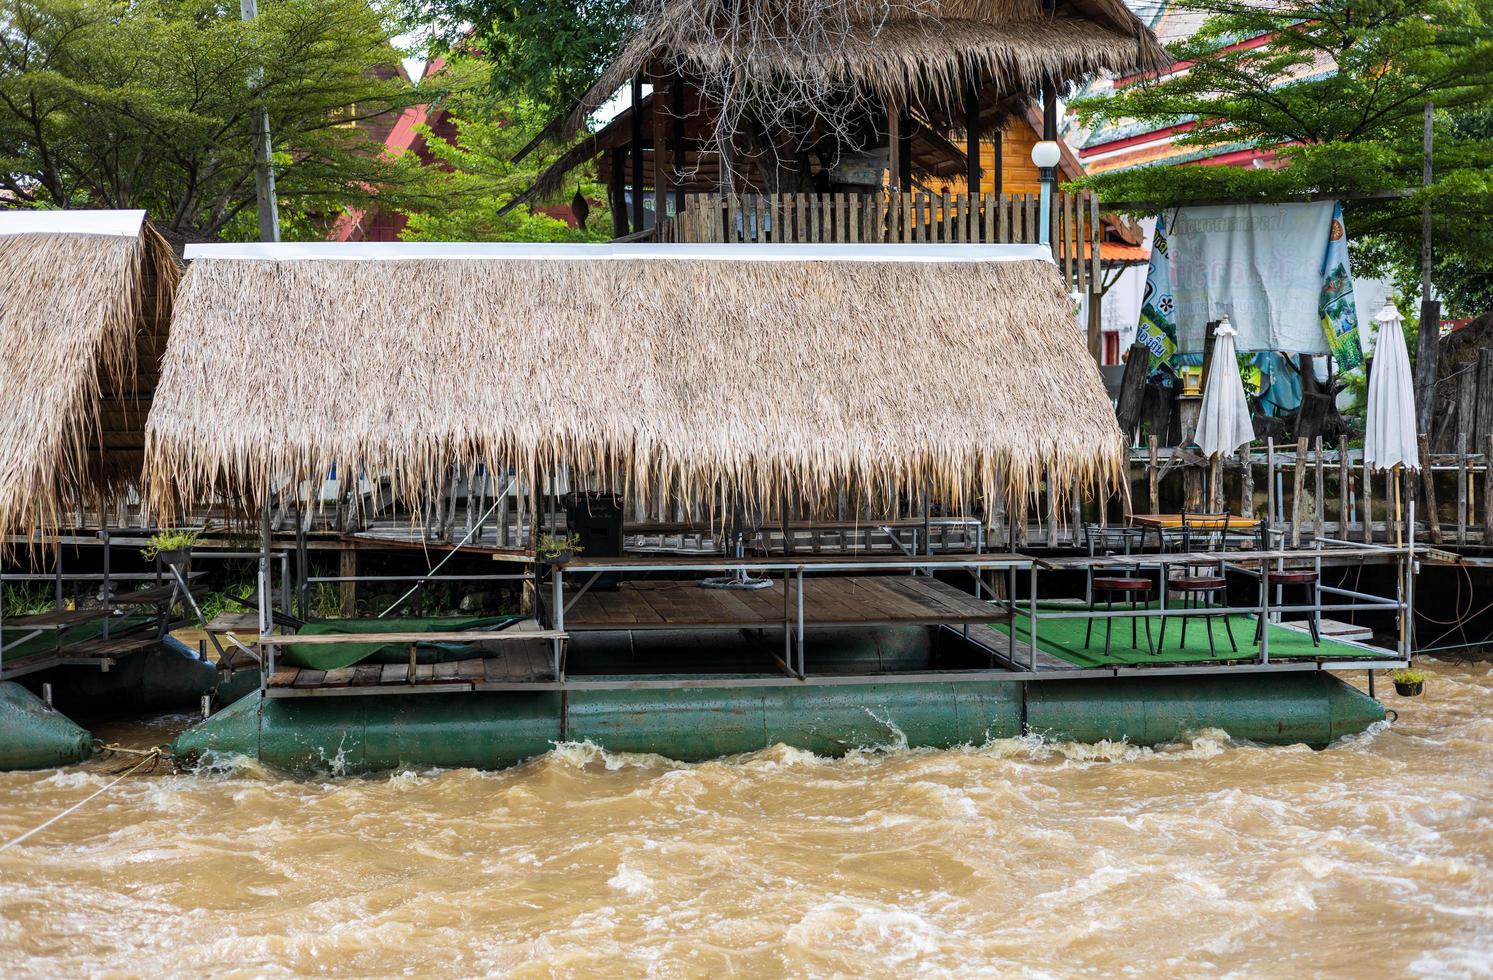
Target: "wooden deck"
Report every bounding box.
[266,647,558,697]
[565,575,1010,630]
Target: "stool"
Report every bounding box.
[1085,576,1155,656]
[1160,574,1237,656]
[1256,569,1321,646]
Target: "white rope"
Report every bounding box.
[0,752,157,853]
[378,489,508,619]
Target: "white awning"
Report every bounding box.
[0,209,146,238]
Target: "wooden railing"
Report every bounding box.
[655,190,1103,294]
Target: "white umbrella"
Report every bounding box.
[1195,318,1254,458]
[1364,302,1420,472]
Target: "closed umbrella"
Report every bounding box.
[1195,319,1254,458]
[1364,302,1419,472]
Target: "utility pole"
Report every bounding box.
[1413,101,1438,432]
[240,0,280,242]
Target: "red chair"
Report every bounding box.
[1158,513,1238,657]
[1083,525,1155,657]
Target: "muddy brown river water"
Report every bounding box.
[0,658,1490,977]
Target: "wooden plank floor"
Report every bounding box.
[566,575,1010,630]
[269,647,558,695]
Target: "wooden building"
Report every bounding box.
[507,0,1162,234]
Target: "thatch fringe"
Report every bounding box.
[144,254,1125,526]
[562,1,1169,139]
[0,224,178,544]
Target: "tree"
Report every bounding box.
[397,74,610,242]
[401,0,633,119]
[1072,0,1493,318]
[0,0,434,243]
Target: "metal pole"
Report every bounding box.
[796,567,805,678]
[239,0,280,242]
[1028,564,1039,670]
[101,530,111,640]
[551,566,564,680]
[259,504,272,695]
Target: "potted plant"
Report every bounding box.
[536,532,584,565]
[1391,668,1428,698]
[141,528,203,568]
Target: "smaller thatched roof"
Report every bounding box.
[554,0,1169,143]
[0,210,178,541]
[145,243,1124,522]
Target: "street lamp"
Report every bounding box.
[1031,139,1061,247]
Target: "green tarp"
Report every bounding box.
[994,601,1389,668]
[281,616,524,671]
[1,613,154,662]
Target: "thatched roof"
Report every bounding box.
[557,0,1168,141]
[145,243,1123,521]
[0,211,178,540]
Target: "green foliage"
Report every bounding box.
[1391,668,1429,684]
[141,528,202,560]
[305,582,343,619]
[536,532,583,561]
[1072,0,1493,317]
[2,584,53,617]
[196,580,256,623]
[397,67,610,241]
[0,0,435,242]
[400,0,632,118]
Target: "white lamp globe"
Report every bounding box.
[1031,140,1062,169]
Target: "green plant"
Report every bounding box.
[141,528,202,561]
[307,582,343,620]
[196,580,256,623]
[1391,668,1430,685]
[536,532,583,561]
[2,583,54,618]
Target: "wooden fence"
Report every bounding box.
[656,190,1103,294]
[1116,435,1493,549]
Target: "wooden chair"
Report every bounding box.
[1158,513,1238,657]
[1083,525,1155,656]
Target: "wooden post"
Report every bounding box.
[1292,437,1307,548]
[1362,455,1374,544]
[630,74,645,233]
[1338,437,1350,536]
[1069,477,1081,544]
[1266,437,1276,531]
[1419,433,1443,544]
[608,148,628,237]
[652,73,669,227]
[1114,343,1148,439]
[1239,447,1254,520]
[338,548,356,617]
[1476,349,1493,448]
[1148,435,1160,512]
[1457,430,1469,545]
[1313,436,1325,542]
[1208,455,1222,512]
[964,80,981,196]
[671,77,686,216]
[898,109,913,190]
[1484,434,1493,543]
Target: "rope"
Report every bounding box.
[379,490,507,618]
[0,748,160,853]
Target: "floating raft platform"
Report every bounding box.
[174,670,1386,775]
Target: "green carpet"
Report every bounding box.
[993,600,1388,668]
